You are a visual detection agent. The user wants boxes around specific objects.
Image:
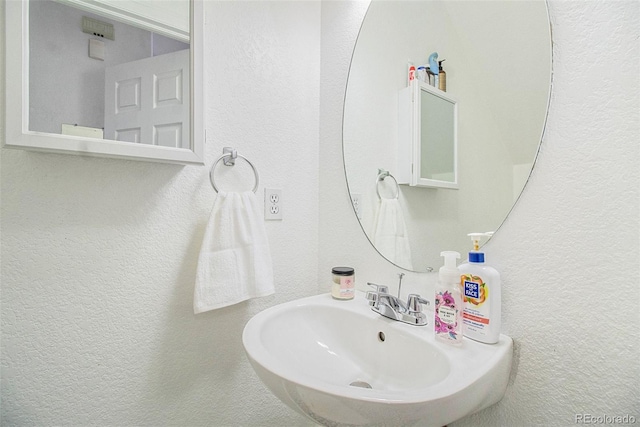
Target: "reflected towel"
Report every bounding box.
[194,191,274,313]
[372,198,413,269]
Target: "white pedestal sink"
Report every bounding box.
[242,292,513,427]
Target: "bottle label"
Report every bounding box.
[434,290,461,341]
[461,274,490,335]
[438,306,456,325]
[340,276,354,297]
[463,280,480,299]
[462,277,486,306]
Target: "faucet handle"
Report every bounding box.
[365,291,378,306]
[367,282,389,294]
[406,294,430,313]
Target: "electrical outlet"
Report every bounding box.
[264,188,283,220]
[351,193,362,219]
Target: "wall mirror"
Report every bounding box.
[4,0,204,164]
[343,0,552,272]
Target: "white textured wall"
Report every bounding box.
[1,1,318,425]
[321,1,639,426]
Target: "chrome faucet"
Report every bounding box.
[365,282,430,326]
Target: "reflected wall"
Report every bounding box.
[29,0,189,139]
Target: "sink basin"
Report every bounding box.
[242,292,513,427]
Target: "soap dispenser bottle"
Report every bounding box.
[459,233,501,344]
[438,59,446,92]
[434,251,463,345]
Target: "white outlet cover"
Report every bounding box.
[264,188,283,220]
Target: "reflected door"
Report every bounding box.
[104,49,190,148]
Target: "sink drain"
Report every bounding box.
[349,380,372,389]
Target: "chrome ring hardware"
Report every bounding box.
[209,147,260,193]
[376,168,400,200]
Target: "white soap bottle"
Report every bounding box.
[459,233,501,344]
[434,251,463,345]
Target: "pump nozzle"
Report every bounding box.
[466,231,495,251]
[439,251,460,283]
[467,233,485,251]
[440,251,460,269]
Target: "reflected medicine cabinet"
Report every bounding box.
[398,80,458,189]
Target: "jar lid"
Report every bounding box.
[332,267,355,276]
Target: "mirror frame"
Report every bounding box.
[4,0,204,164]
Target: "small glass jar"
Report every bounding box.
[331,267,355,300]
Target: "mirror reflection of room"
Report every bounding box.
[29,0,189,146]
[343,0,551,272]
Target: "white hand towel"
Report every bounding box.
[194,191,274,313]
[372,198,413,269]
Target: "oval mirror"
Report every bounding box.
[343,0,552,272]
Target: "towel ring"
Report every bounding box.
[376,169,399,200]
[210,147,259,193]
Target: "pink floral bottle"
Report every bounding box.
[434,251,463,345]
